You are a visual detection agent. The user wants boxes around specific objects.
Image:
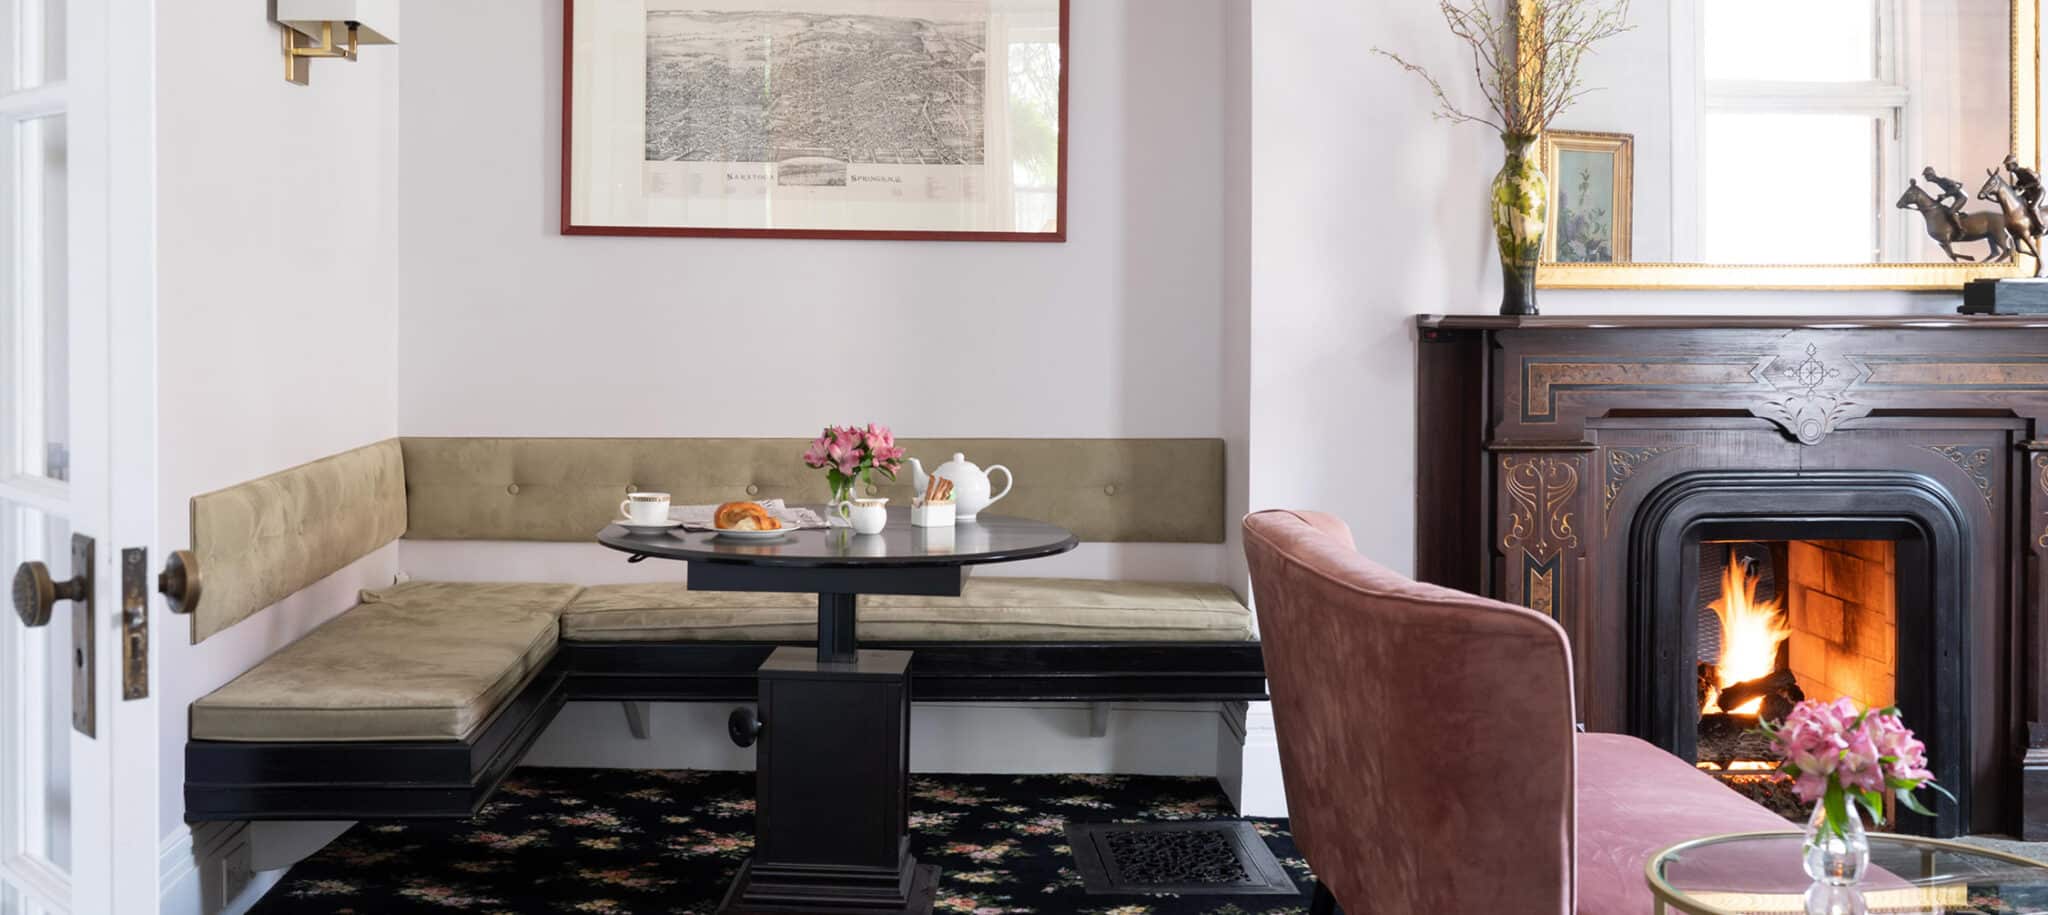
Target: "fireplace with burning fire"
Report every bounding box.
[1692,539,1898,816]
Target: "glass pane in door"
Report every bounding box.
[37,0,62,86]
[6,115,67,482]
[0,0,66,91]
[0,496,72,880]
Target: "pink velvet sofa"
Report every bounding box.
[1243,509,1789,914]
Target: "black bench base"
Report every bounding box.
[185,640,1267,822]
[185,663,570,822]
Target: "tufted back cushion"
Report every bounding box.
[399,437,1225,544]
[188,439,408,642]
[187,437,1228,642]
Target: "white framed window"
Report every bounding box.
[1680,0,1913,263]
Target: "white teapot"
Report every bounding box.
[907,453,1013,522]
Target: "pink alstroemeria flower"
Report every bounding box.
[802,432,833,470]
[830,427,865,477]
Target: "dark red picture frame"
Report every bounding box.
[560,0,1069,242]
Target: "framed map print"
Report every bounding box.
[562,0,1068,241]
[1541,130,1633,263]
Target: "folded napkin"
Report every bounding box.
[672,499,828,531]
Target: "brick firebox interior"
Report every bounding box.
[1785,540,1897,711]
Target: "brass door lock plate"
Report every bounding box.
[122,548,147,700]
[69,534,95,737]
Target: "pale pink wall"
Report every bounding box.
[394,0,1237,586]
[154,3,402,842]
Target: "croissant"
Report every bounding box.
[714,501,781,531]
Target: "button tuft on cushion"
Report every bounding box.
[507,483,521,495]
[746,484,760,495]
[1104,484,1119,496]
[626,484,638,494]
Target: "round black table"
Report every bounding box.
[598,509,1078,661]
[597,508,1078,915]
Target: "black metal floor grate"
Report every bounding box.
[1066,821,1299,896]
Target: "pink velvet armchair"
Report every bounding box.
[1242,510,1786,915]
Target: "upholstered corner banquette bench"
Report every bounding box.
[179,437,1263,822]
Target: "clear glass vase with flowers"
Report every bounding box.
[1762,698,1951,886]
[802,424,907,526]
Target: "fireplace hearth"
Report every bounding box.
[1415,315,2048,838]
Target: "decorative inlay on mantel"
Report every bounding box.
[1604,445,1690,527]
[2036,454,2048,549]
[1526,564,1557,618]
[1751,344,1871,446]
[1860,356,2048,388]
[1500,453,1583,622]
[1501,454,1581,559]
[1922,445,1995,510]
[1520,358,1762,421]
[1515,345,1878,445]
[1505,336,2048,448]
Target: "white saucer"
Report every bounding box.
[712,526,795,541]
[617,518,685,534]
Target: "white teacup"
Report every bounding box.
[835,497,889,535]
[619,492,672,525]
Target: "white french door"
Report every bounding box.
[1,0,154,911]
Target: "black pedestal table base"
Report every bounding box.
[598,512,1078,915]
[720,646,929,915]
[718,859,939,915]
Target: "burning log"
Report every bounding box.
[1715,669,1803,718]
[1759,690,1801,724]
[1697,713,1780,767]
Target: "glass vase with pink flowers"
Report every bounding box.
[802,424,907,526]
[1761,698,1951,886]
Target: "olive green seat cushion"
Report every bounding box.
[561,577,1254,643]
[189,582,580,742]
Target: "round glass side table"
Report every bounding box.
[1647,830,2048,914]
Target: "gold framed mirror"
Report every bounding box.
[1536,0,2039,290]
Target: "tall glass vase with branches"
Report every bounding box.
[1376,0,1631,315]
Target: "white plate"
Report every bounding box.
[617,518,685,534]
[712,526,796,541]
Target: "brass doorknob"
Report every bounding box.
[13,561,86,629]
[158,549,200,615]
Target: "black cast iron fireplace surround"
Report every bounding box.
[1627,470,1970,836]
[1414,315,2048,838]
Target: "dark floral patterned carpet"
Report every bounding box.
[250,768,1310,915]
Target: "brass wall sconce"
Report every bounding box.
[277,0,398,86]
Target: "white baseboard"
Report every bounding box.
[159,821,282,915]
[1233,703,1288,817]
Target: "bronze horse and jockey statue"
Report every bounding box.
[1951,157,2048,313]
[1975,155,2048,277]
[1898,175,2012,264]
[1902,159,2048,272]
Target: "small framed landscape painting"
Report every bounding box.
[562,0,1068,242]
[1542,130,1633,263]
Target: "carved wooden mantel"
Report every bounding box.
[1415,313,2048,837]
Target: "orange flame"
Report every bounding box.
[1707,557,1789,715]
